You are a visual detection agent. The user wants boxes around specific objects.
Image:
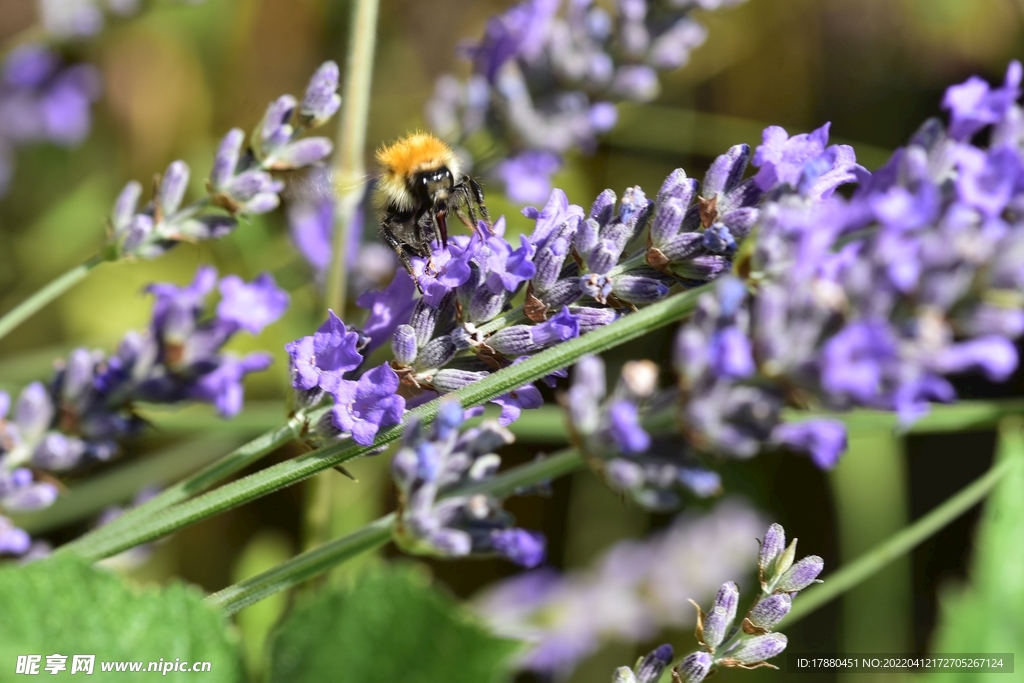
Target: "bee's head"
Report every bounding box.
[413,166,455,206]
[375,132,462,212]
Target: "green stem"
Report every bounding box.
[60,285,707,561]
[0,254,105,343]
[207,448,583,614]
[10,433,244,535]
[60,413,304,555]
[210,516,394,615]
[790,398,1024,435]
[786,431,1023,624]
[324,0,379,315]
[313,0,380,555]
[830,430,911,671]
[211,416,1023,617]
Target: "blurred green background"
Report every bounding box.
[2,0,1023,681]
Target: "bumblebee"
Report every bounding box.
[374,132,490,273]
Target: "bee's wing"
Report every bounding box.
[282,166,376,206]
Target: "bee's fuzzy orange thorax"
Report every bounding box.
[376,132,456,177]
[375,132,460,211]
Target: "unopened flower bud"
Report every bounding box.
[574,217,601,257]
[760,523,786,574]
[469,287,506,323]
[268,137,333,170]
[725,633,788,665]
[776,555,824,592]
[656,168,696,206]
[416,336,458,369]
[159,161,190,217]
[543,277,583,308]
[674,652,712,683]
[748,593,792,629]
[301,60,341,125]
[260,95,296,153]
[702,223,736,253]
[635,644,673,683]
[650,197,687,245]
[588,239,622,275]
[409,298,442,346]
[612,275,670,304]
[612,667,638,683]
[392,325,418,366]
[431,369,488,393]
[210,128,244,188]
[112,180,141,232]
[703,143,751,197]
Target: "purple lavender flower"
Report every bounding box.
[0,268,282,554]
[953,145,1021,219]
[485,222,538,294]
[491,528,546,567]
[492,383,544,426]
[430,0,740,199]
[465,0,558,82]
[300,60,342,126]
[674,652,712,683]
[494,150,562,204]
[477,500,766,679]
[410,235,477,306]
[356,270,417,352]
[0,46,101,197]
[189,353,273,418]
[285,311,363,392]
[487,306,579,355]
[943,60,1022,141]
[775,555,824,592]
[0,515,31,556]
[0,464,59,514]
[752,123,862,198]
[217,273,290,335]
[747,593,792,629]
[393,399,544,565]
[524,188,586,248]
[607,401,651,454]
[325,363,406,446]
[772,419,847,469]
[106,62,340,258]
[724,633,788,665]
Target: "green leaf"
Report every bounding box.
[268,564,520,683]
[0,556,242,682]
[926,417,1024,680]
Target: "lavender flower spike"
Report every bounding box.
[666,522,822,681]
[392,398,545,566]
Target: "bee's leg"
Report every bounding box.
[453,204,477,233]
[381,221,423,293]
[451,186,483,235]
[468,177,491,225]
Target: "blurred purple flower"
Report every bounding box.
[494,150,562,204]
[217,273,290,335]
[943,60,1022,141]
